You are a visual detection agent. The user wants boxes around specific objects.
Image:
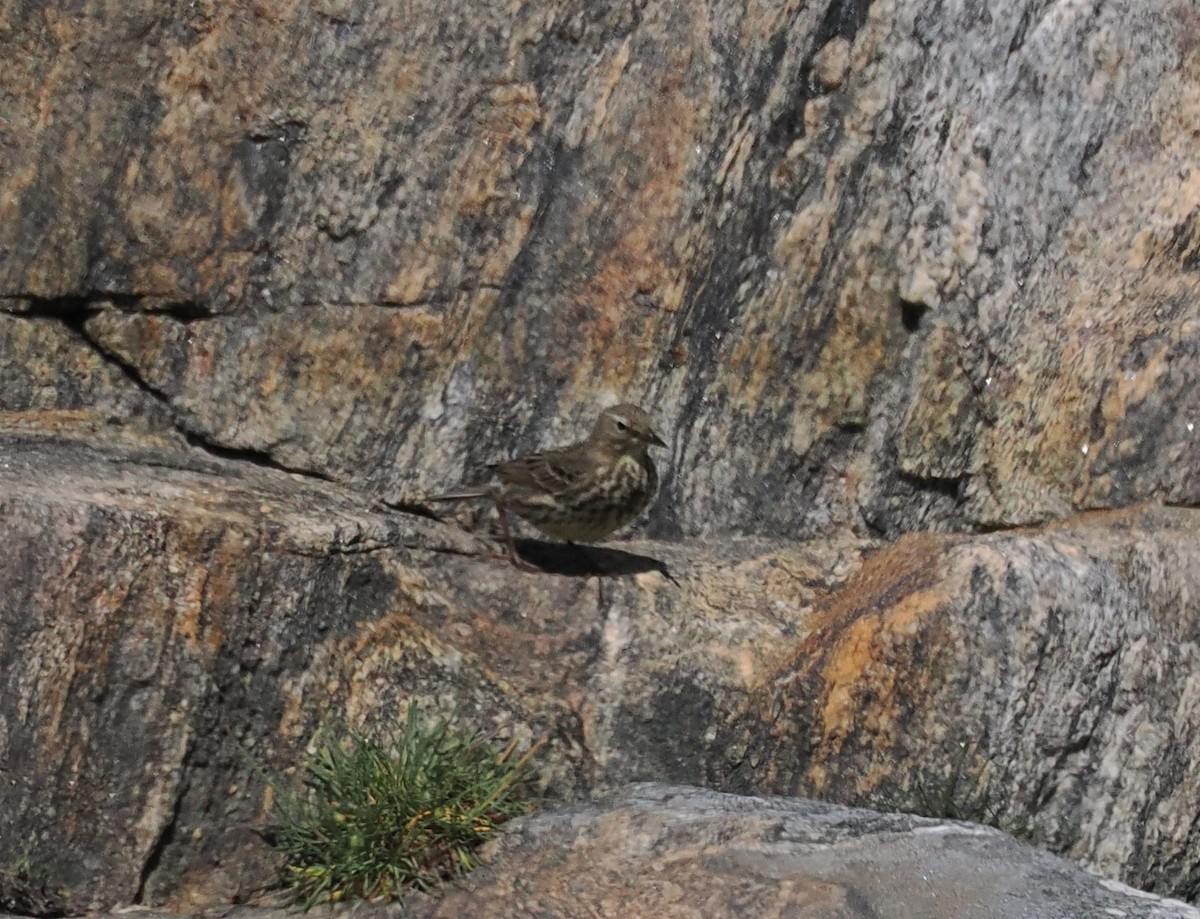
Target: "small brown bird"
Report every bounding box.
[429,404,667,571]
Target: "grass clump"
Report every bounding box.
[271,706,538,907]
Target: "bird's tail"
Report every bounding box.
[426,487,491,502]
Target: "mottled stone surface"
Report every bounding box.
[411,784,1200,919]
[4,0,1199,537]
[0,426,520,910]
[12,787,1198,919]
[0,426,862,909]
[5,0,1200,913]
[4,428,1200,909]
[726,506,1200,902]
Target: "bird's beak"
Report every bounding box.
[647,430,667,448]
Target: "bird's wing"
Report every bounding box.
[490,445,596,493]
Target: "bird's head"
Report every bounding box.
[591,403,667,454]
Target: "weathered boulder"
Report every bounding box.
[725,506,1200,902]
[4,426,1200,909]
[0,424,861,909]
[0,424,540,910]
[17,785,1197,919]
[410,784,1200,919]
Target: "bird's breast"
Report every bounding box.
[509,452,658,542]
[605,454,652,498]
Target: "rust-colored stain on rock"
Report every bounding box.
[767,532,958,794]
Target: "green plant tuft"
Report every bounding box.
[271,706,538,908]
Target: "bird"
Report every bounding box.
[428,403,667,571]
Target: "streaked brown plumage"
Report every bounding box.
[429,404,667,571]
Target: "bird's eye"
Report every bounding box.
[615,420,629,431]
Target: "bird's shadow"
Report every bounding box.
[513,539,677,582]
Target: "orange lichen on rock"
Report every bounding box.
[766,533,959,794]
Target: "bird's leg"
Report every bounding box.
[491,503,541,573]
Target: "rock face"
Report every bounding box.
[411,784,1200,919]
[4,429,1200,911]
[3,0,1200,913]
[0,426,865,909]
[18,787,1199,919]
[4,0,1199,536]
[725,507,1200,901]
